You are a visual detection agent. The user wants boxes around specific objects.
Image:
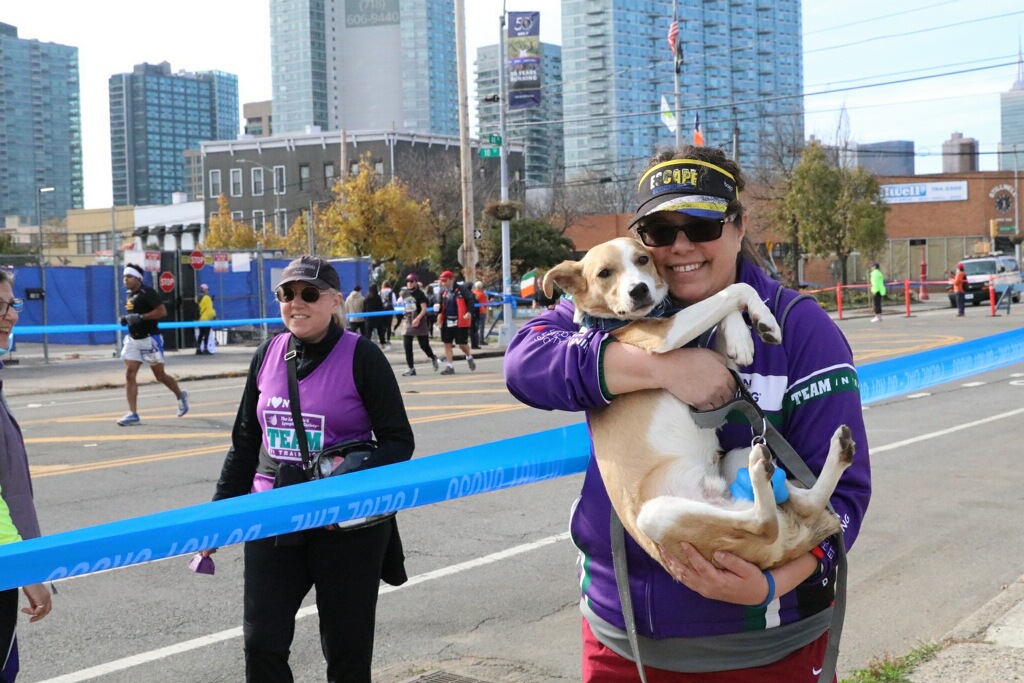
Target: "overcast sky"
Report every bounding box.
[3,0,1022,209]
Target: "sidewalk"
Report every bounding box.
[0,335,508,398]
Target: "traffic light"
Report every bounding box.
[990,219,999,238]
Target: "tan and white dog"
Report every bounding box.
[543,237,854,571]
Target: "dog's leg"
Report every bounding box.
[715,311,755,366]
[746,444,781,532]
[785,425,855,517]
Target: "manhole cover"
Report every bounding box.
[400,672,491,683]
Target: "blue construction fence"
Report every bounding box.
[10,257,372,346]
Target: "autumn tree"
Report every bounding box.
[311,157,432,271]
[475,217,574,281]
[202,194,287,251]
[785,141,889,285]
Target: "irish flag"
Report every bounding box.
[520,269,537,298]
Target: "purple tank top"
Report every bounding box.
[256,331,373,466]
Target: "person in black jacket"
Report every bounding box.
[205,256,414,683]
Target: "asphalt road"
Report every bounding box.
[13,308,1024,682]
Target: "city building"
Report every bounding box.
[998,48,1024,172]
[200,129,524,236]
[109,62,239,207]
[849,140,916,176]
[244,100,273,137]
[0,23,83,227]
[269,0,458,136]
[476,41,564,188]
[942,132,979,174]
[559,0,802,186]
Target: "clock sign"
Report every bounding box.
[995,193,1013,214]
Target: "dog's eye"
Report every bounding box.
[637,256,649,266]
[597,268,612,279]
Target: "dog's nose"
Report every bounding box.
[629,283,649,301]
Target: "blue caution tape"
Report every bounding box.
[0,425,590,591]
[0,329,1022,590]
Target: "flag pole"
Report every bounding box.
[672,0,681,148]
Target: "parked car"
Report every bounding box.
[947,254,1022,307]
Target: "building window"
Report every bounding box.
[299,164,310,191]
[251,167,264,196]
[231,211,244,220]
[324,162,335,185]
[253,209,265,232]
[277,209,288,235]
[209,169,222,197]
[230,168,243,197]
[375,161,384,176]
[273,166,286,195]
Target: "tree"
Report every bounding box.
[203,194,287,250]
[785,141,889,284]
[477,218,574,281]
[316,156,433,270]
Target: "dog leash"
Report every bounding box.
[691,377,847,683]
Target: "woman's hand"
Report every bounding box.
[22,583,52,623]
[603,343,736,410]
[658,542,820,606]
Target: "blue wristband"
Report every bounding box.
[755,570,776,608]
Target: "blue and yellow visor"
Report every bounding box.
[628,159,738,228]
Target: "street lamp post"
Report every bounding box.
[237,158,281,236]
[36,186,55,364]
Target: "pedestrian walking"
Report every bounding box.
[196,283,217,355]
[363,284,390,350]
[344,285,366,336]
[869,262,886,322]
[0,269,53,683]
[471,281,488,348]
[399,274,439,376]
[953,264,967,317]
[117,263,188,426]
[205,255,414,682]
[436,270,476,375]
[379,280,395,344]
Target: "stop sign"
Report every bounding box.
[158,271,175,292]
[190,250,205,270]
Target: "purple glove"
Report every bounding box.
[188,553,215,575]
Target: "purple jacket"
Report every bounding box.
[505,260,871,640]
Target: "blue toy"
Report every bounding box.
[729,464,790,504]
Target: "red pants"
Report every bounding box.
[581,619,835,683]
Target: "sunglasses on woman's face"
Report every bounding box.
[275,285,327,304]
[635,217,730,248]
[0,298,24,316]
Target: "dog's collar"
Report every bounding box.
[579,298,678,332]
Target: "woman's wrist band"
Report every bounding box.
[755,570,776,608]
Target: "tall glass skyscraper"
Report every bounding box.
[109,62,239,206]
[998,50,1024,173]
[476,42,564,187]
[270,0,458,136]
[0,23,82,226]
[560,0,802,185]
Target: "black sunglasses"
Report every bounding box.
[0,298,24,316]
[636,217,730,247]
[275,285,327,304]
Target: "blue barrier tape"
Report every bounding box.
[1,329,1022,590]
[0,425,590,591]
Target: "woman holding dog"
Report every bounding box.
[207,256,414,682]
[505,147,871,682]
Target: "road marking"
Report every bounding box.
[962,381,986,387]
[34,532,573,683]
[906,393,931,399]
[872,406,1024,454]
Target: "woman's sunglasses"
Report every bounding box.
[0,298,24,316]
[635,217,731,248]
[275,285,327,304]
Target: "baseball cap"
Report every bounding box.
[199,283,209,291]
[628,158,738,229]
[405,273,419,283]
[277,255,340,291]
[440,270,454,280]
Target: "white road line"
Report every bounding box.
[906,393,931,399]
[871,406,1024,454]
[35,532,572,683]
[962,381,987,387]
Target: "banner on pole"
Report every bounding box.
[507,11,541,111]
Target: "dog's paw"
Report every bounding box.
[744,297,782,345]
[833,424,855,466]
[718,311,755,365]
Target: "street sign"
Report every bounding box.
[479,147,501,158]
[213,252,230,273]
[144,251,161,272]
[190,250,206,270]
[473,228,482,240]
[998,225,1017,233]
[488,134,502,145]
[457,244,479,268]
[158,271,176,292]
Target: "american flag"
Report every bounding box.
[667,16,683,74]
[693,112,705,146]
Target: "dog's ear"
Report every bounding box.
[544,260,585,297]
